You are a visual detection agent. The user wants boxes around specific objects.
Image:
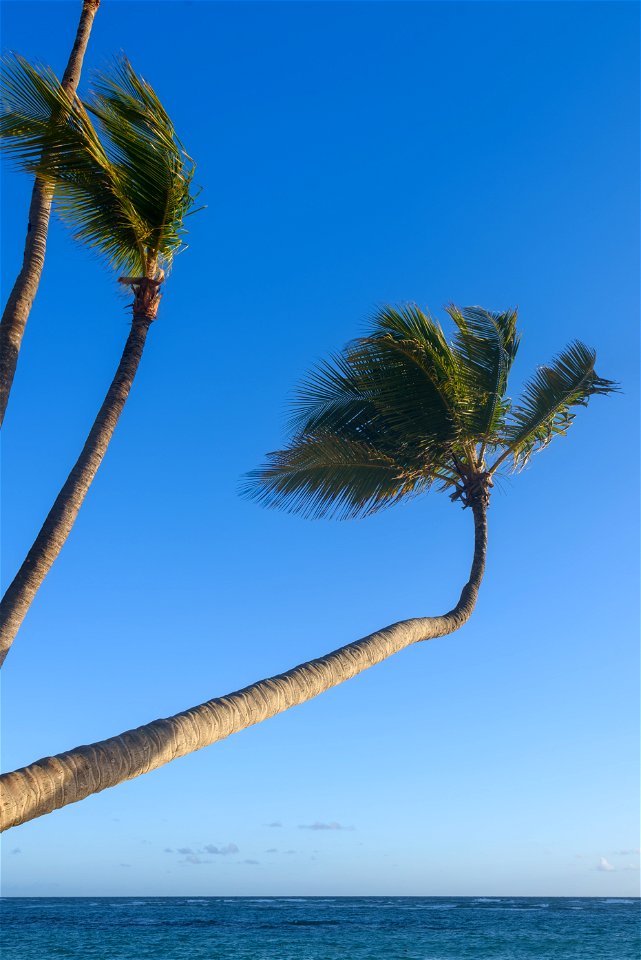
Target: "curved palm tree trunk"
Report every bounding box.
[0,502,487,831]
[0,0,100,428]
[0,283,160,668]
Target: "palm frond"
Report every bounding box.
[1,54,81,164]
[0,54,197,276]
[288,352,377,437]
[447,304,520,440]
[288,350,451,469]
[89,58,196,271]
[0,55,144,271]
[501,340,618,469]
[242,433,432,520]
[346,305,468,448]
[244,319,467,519]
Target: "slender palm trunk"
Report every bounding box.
[0,0,100,427]
[0,283,160,667]
[0,502,487,831]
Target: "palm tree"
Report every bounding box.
[0,0,101,427]
[0,55,197,666]
[0,306,616,830]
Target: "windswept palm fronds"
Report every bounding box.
[244,305,617,517]
[0,54,197,278]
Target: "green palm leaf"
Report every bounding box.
[89,59,195,269]
[501,340,618,469]
[346,305,467,449]
[242,433,433,520]
[0,54,197,277]
[447,304,520,442]
[0,55,93,163]
[244,306,484,519]
[288,352,382,437]
[289,350,451,470]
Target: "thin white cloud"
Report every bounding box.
[597,857,615,872]
[203,843,239,856]
[298,821,352,831]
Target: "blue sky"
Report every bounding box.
[1,0,639,897]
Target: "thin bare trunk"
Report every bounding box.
[0,503,487,831]
[0,0,100,427]
[0,282,160,667]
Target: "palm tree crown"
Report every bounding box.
[0,54,197,282]
[244,305,617,518]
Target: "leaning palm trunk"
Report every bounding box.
[0,0,100,427]
[0,57,197,665]
[0,503,486,831]
[0,279,160,667]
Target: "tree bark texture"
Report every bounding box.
[0,0,100,427]
[0,311,153,667]
[0,503,487,831]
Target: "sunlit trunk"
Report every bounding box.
[0,0,100,426]
[0,503,487,831]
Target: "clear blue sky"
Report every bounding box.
[1,0,639,897]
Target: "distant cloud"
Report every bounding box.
[265,848,278,853]
[284,849,296,855]
[164,848,173,853]
[177,847,194,855]
[242,859,260,865]
[185,854,204,865]
[10,848,20,855]
[298,821,351,831]
[119,863,131,868]
[203,843,239,856]
[597,857,615,872]
[266,821,282,828]
[614,849,641,856]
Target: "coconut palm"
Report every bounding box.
[0,0,101,427]
[0,55,197,666]
[0,306,616,830]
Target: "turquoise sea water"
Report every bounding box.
[1,896,639,959]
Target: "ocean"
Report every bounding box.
[1,896,639,959]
